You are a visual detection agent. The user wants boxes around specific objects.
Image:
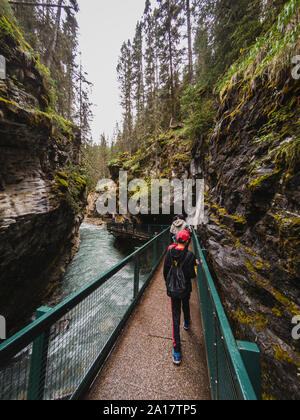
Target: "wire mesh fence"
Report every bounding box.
[139,244,154,289]
[0,343,32,400]
[0,227,170,400]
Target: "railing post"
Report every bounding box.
[152,240,157,268]
[237,341,262,400]
[133,248,140,300]
[27,306,51,400]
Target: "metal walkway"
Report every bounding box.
[107,222,168,242]
[0,226,261,400]
[86,259,211,400]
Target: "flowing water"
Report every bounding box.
[0,222,156,400]
[60,222,134,299]
[0,222,159,400]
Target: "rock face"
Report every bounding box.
[0,16,86,333]
[107,130,193,222]
[192,56,300,398]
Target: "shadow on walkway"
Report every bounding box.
[85,259,211,400]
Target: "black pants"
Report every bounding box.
[171,293,191,354]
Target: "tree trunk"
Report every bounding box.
[186,0,193,84]
[45,0,63,70]
[167,20,175,119]
[67,63,73,121]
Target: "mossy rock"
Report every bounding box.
[56,171,68,181]
[172,153,191,169]
[54,169,86,214]
[55,176,69,192]
[249,170,281,192]
[232,309,269,332]
[248,170,282,211]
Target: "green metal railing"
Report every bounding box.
[0,224,262,401]
[191,227,262,400]
[0,227,170,400]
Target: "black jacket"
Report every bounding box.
[163,245,197,295]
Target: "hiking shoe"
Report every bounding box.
[184,321,191,331]
[173,349,181,365]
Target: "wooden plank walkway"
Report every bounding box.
[108,228,152,241]
[85,259,211,400]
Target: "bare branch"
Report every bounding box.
[8,1,75,10]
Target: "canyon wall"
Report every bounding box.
[0,15,86,333]
[191,20,300,399]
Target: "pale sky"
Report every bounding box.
[77,0,146,144]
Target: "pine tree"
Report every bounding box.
[194,23,214,87]
[74,58,93,144]
[132,21,145,143]
[193,0,268,86]
[185,0,194,84]
[143,0,160,137]
[212,0,260,74]
[99,133,109,178]
[111,122,123,156]
[156,0,185,126]
[12,0,82,120]
[117,40,134,153]
[45,0,63,69]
